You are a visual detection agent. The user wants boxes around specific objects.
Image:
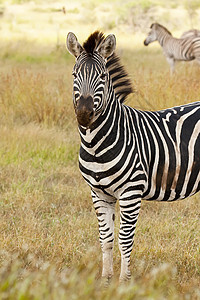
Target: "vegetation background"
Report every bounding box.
[0,0,199,299]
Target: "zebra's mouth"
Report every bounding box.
[75,95,95,128]
[76,110,94,128]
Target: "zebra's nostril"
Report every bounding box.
[89,111,94,119]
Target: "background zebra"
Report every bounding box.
[180,29,200,39]
[144,23,200,73]
[66,31,200,282]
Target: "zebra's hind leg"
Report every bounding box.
[92,190,116,282]
[118,197,141,282]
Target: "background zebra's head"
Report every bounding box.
[66,31,116,128]
[144,23,172,46]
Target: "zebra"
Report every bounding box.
[66,31,200,282]
[144,23,200,73]
[180,29,200,39]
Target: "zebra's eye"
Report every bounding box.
[72,71,77,78]
[100,72,107,80]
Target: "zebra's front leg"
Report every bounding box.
[166,56,175,74]
[118,197,141,282]
[92,191,116,281]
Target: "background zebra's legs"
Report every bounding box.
[196,57,200,66]
[92,191,116,282]
[118,198,141,282]
[166,56,175,74]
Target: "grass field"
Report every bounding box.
[0,1,200,299]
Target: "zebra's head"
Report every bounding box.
[66,31,116,128]
[144,23,172,46]
[144,23,158,46]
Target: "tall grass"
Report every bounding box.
[2,250,199,300]
[0,62,73,127]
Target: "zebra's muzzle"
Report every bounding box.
[75,95,94,127]
[144,39,149,46]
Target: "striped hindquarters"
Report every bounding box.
[141,102,200,201]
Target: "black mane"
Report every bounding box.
[83,31,105,54]
[151,23,172,36]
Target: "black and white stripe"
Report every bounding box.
[67,31,200,282]
[144,23,200,73]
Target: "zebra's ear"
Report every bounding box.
[66,32,83,58]
[97,34,116,59]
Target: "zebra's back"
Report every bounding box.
[180,29,200,39]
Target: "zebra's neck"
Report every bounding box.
[157,29,173,47]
